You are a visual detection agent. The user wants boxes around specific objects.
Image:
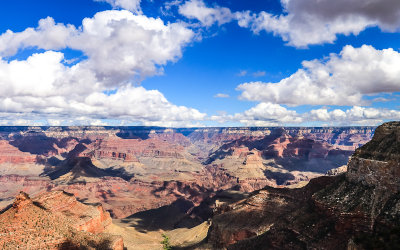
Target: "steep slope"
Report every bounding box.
[0,191,123,249]
[206,122,400,249]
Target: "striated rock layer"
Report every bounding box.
[206,122,400,249]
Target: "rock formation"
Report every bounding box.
[0,191,123,249]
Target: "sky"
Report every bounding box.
[0,0,400,127]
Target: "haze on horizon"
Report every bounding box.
[0,0,400,127]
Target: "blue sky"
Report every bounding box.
[0,0,400,126]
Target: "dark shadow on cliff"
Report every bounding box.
[119,198,201,233]
[115,126,159,140]
[263,169,295,185]
[10,132,60,155]
[150,181,207,199]
[9,132,91,158]
[41,157,132,181]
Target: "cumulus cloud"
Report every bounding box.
[239,102,303,126]
[237,0,400,47]
[0,10,205,126]
[178,0,233,27]
[183,0,400,47]
[237,8,372,47]
[0,52,205,125]
[0,11,194,86]
[212,102,303,126]
[0,17,77,57]
[237,45,400,106]
[95,0,142,13]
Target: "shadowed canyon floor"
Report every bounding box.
[0,126,377,249]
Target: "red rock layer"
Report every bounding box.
[0,140,36,164]
[82,137,186,161]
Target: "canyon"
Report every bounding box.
[0,125,377,249]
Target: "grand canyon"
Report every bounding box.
[1,124,389,249]
[2,0,400,249]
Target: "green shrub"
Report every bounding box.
[161,233,172,250]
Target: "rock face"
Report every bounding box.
[326,165,348,176]
[0,191,123,250]
[347,121,400,192]
[206,122,400,249]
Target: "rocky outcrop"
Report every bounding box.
[34,191,113,234]
[326,165,347,176]
[0,191,123,250]
[347,121,400,192]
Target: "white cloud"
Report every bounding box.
[95,0,142,13]
[0,10,205,126]
[212,103,400,126]
[214,93,229,98]
[182,0,400,47]
[0,17,77,57]
[0,52,205,125]
[72,10,194,85]
[178,0,233,27]
[307,106,400,125]
[237,45,400,106]
[0,11,195,86]
[240,102,302,125]
[212,102,302,126]
[235,0,400,47]
[238,9,373,48]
